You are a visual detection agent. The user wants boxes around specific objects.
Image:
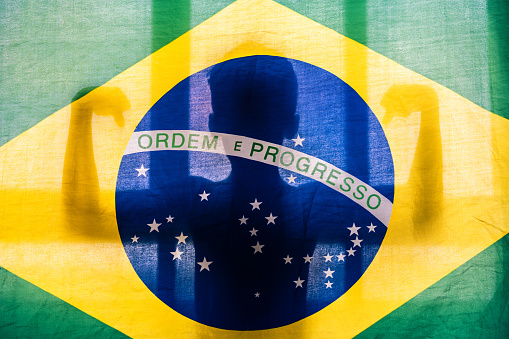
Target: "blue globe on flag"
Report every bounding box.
[116,56,394,330]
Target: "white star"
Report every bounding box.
[351,236,363,248]
[294,277,305,288]
[265,213,278,225]
[252,241,264,254]
[250,199,262,210]
[175,232,188,244]
[325,280,333,289]
[303,254,313,263]
[197,257,213,271]
[249,227,258,236]
[198,190,210,201]
[166,215,174,223]
[324,253,333,262]
[254,292,260,298]
[283,255,293,264]
[131,235,139,243]
[367,223,377,232]
[239,215,249,225]
[347,222,361,236]
[336,252,346,262]
[170,248,184,260]
[135,164,149,177]
[347,247,356,256]
[324,268,335,278]
[292,135,305,147]
[287,174,296,184]
[147,219,161,233]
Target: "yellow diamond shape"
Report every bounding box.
[1,0,508,337]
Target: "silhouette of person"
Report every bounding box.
[189,56,316,329]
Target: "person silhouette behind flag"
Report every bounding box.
[183,55,318,329]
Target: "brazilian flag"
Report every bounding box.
[1,0,508,337]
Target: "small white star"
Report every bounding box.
[170,248,184,260]
[265,213,278,225]
[336,252,346,262]
[303,254,313,263]
[166,215,174,223]
[283,255,293,264]
[175,232,188,244]
[324,268,335,278]
[351,236,363,248]
[292,135,305,147]
[147,219,161,233]
[252,241,264,254]
[324,253,333,262]
[250,199,262,210]
[197,257,213,271]
[367,223,377,232]
[254,292,260,298]
[135,164,149,177]
[199,190,210,201]
[347,247,356,256]
[131,235,139,243]
[325,280,333,289]
[347,223,361,236]
[249,227,258,236]
[239,215,249,225]
[287,174,296,184]
[294,277,305,288]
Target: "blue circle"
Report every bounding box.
[116,56,394,330]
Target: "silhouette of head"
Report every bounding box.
[208,56,299,145]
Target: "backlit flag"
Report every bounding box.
[1,0,508,337]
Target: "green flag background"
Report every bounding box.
[2,0,508,147]
[1,1,508,337]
